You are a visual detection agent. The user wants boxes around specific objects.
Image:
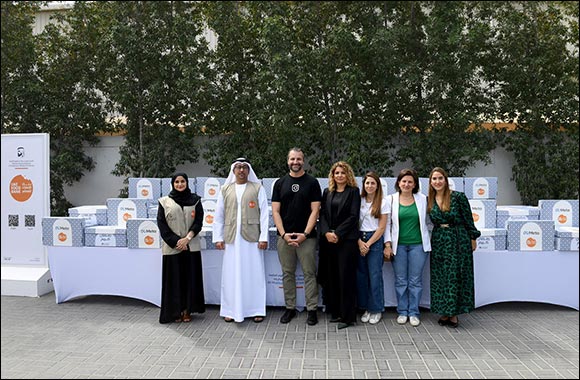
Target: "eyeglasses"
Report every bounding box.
[234,165,249,171]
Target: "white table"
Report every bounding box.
[47,247,579,310]
[473,250,579,310]
[47,246,162,306]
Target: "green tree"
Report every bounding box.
[2,2,111,215]
[488,1,579,204]
[94,1,213,190]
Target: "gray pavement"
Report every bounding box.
[1,293,578,379]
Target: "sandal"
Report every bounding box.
[224,317,234,323]
[182,312,191,323]
[253,316,264,323]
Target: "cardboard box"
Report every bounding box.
[128,178,162,200]
[199,229,217,250]
[469,199,497,229]
[196,177,225,200]
[506,220,555,251]
[464,177,498,199]
[476,228,507,251]
[126,218,160,249]
[201,199,217,230]
[496,206,540,228]
[538,199,579,228]
[85,225,127,247]
[106,198,149,227]
[68,205,107,227]
[42,217,85,247]
[555,227,579,251]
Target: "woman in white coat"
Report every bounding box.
[384,169,431,327]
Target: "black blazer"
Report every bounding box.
[319,185,361,241]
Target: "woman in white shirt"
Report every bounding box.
[357,172,389,325]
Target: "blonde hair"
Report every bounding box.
[428,167,451,212]
[361,171,384,218]
[328,161,357,192]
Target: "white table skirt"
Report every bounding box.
[47,247,579,310]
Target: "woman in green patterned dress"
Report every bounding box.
[427,167,480,328]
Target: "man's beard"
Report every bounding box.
[289,164,302,173]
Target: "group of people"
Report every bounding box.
[156,148,481,330]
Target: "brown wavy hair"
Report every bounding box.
[361,171,384,218]
[428,167,451,212]
[328,161,357,192]
[395,168,420,194]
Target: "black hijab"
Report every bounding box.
[168,172,198,207]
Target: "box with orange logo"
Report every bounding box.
[42,217,85,247]
[128,178,161,200]
[506,220,555,251]
[196,177,226,200]
[161,177,197,197]
[106,198,149,227]
[68,205,108,227]
[468,199,497,229]
[85,225,127,247]
[126,218,160,249]
[538,199,579,228]
[201,199,217,230]
[496,206,540,228]
[464,177,498,199]
[476,228,507,251]
[555,227,579,251]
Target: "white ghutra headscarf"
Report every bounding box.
[224,157,260,185]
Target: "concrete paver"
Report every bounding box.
[1,294,578,379]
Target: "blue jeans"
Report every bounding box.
[356,231,384,313]
[392,244,428,317]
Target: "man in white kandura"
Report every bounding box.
[213,158,269,323]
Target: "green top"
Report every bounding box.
[398,203,422,245]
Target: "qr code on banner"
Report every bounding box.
[8,214,19,227]
[25,214,35,227]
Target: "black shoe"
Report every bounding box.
[329,315,341,323]
[337,322,353,329]
[307,310,318,326]
[448,317,459,328]
[280,309,296,324]
[438,317,449,326]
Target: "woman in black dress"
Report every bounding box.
[157,172,205,323]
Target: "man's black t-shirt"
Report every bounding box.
[271,173,322,236]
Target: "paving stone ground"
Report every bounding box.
[1,294,578,379]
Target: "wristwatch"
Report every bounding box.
[186,235,192,241]
[303,232,310,238]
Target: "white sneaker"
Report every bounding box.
[361,311,371,323]
[409,316,421,327]
[396,315,408,324]
[369,313,382,324]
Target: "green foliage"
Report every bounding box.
[489,2,579,204]
[2,1,578,208]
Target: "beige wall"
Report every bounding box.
[64,135,522,207]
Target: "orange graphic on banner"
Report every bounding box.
[144,236,155,245]
[205,215,214,224]
[208,188,216,196]
[10,175,33,202]
[526,237,537,248]
[58,232,67,242]
[472,213,480,222]
[477,188,485,195]
[558,214,567,224]
[123,213,132,221]
[141,188,149,197]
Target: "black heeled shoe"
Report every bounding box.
[438,317,450,326]
[448,317,459,328]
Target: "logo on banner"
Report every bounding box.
[10,175,33,202]
[17,146,25,158]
